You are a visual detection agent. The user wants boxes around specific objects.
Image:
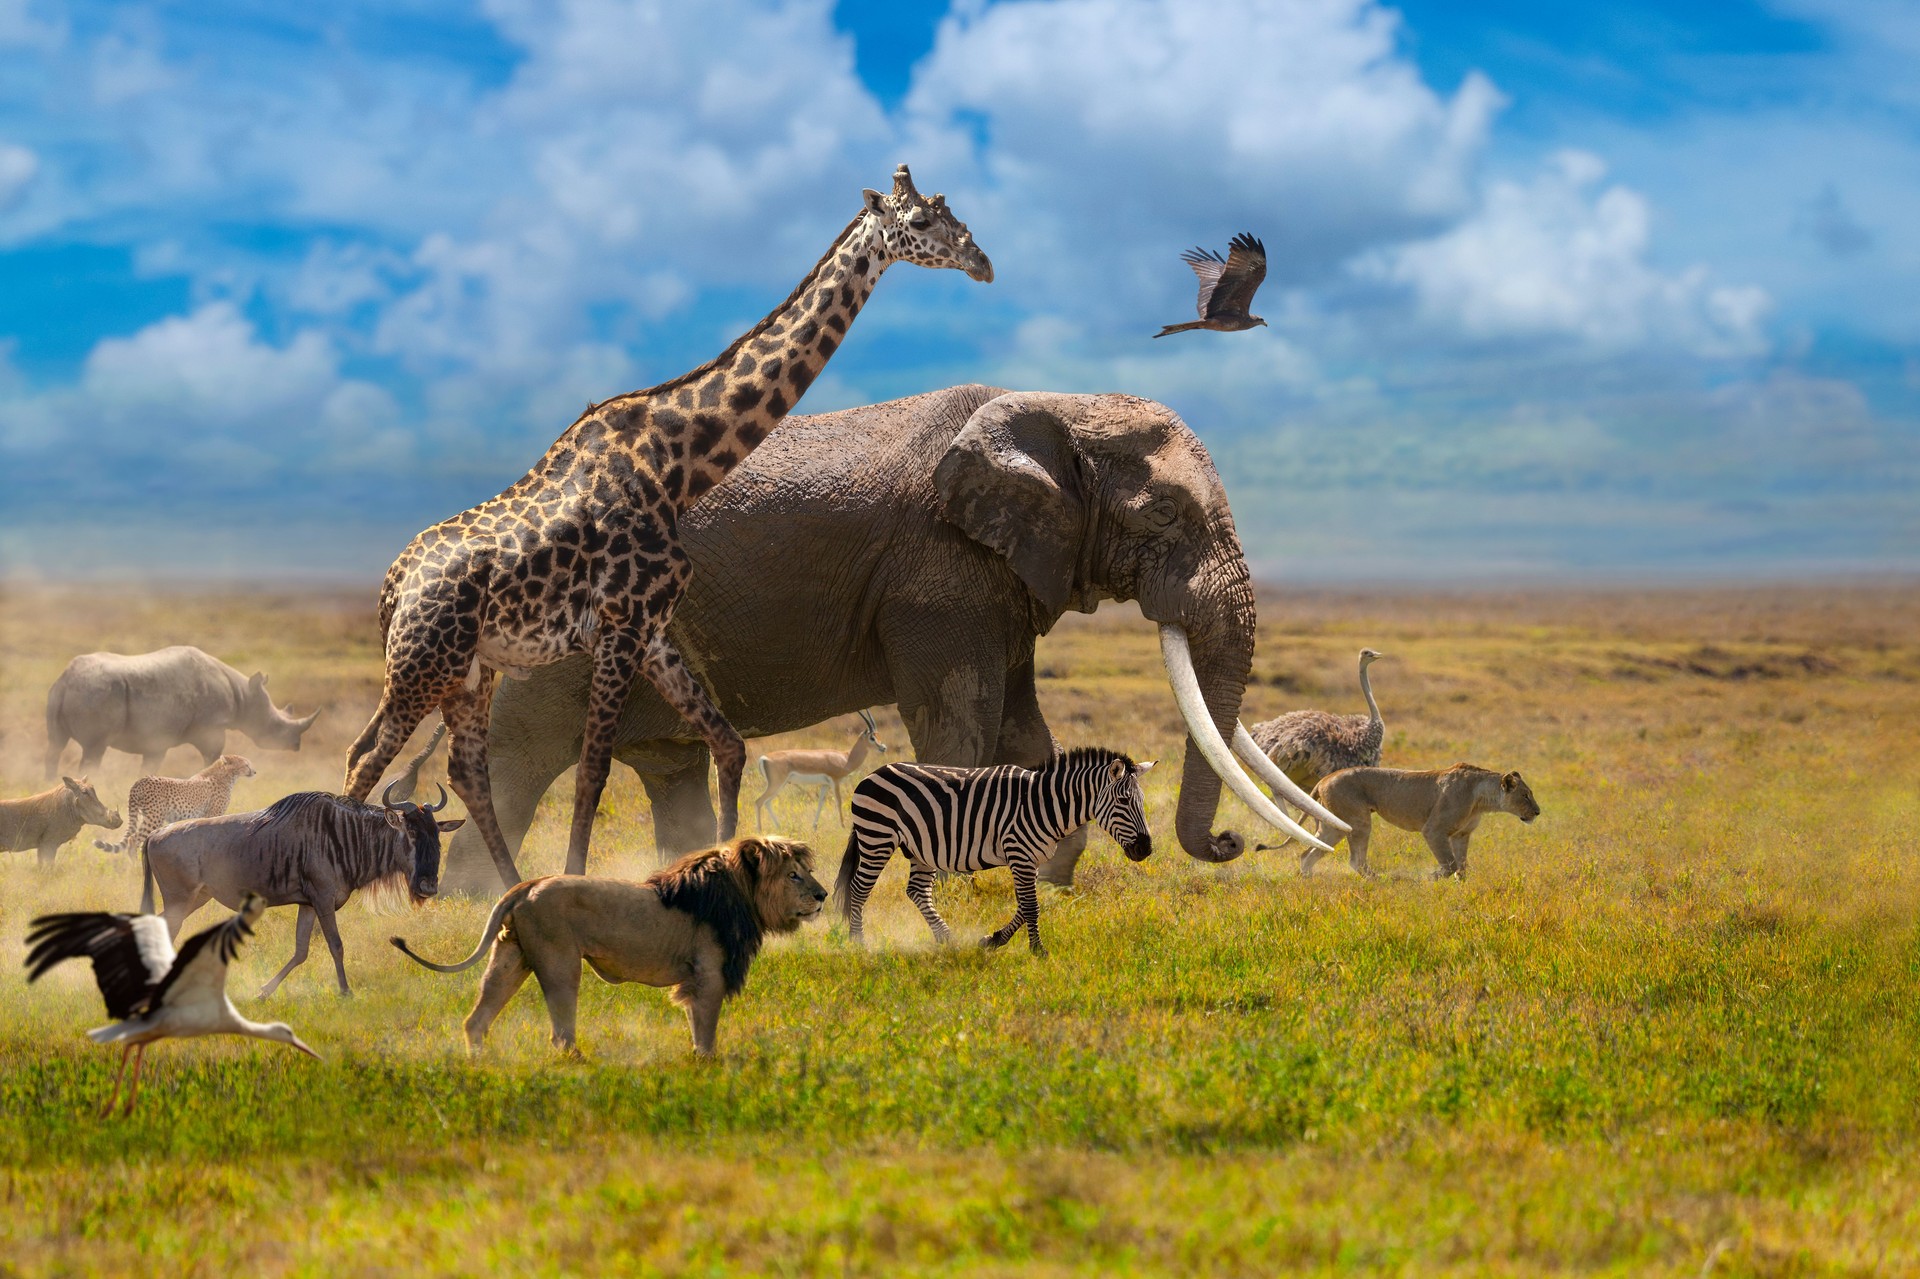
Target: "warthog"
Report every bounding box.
[45,646,321,778]
[0,778,122,865]
[143,781,463,997]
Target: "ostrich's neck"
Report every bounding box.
[1358,664,1382,725]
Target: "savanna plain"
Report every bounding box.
[1,582,1918,1277]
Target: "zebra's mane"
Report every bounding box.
[1041,746,1136,774]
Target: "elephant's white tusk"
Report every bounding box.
[1232,723,1350,834]
[1158,625,1336,855]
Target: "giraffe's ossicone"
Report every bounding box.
[343,166,993,887]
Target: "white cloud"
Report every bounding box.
[0,141,34,209]
[903,0,1502,321]
[90,28,175,106]
[1358,151,1772,355]
[0,303,419,478]
[0,0,61,49]
[83,302,338,423]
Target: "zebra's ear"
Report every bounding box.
[1135,760,1156,774]
[1107,759,1127,783]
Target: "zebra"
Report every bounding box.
[833,747,1155,955]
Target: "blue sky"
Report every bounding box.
[0,0,1913,580]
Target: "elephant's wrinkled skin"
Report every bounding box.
[446,385,1264,892]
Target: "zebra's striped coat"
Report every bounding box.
[834,748,1153,954]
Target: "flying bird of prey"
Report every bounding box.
[1154,232,1268,337]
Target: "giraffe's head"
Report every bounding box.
[863,165,994,283]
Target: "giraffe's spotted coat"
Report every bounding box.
[343,167,992,885]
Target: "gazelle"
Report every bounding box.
[755,711,889,831]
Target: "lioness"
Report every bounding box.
[1301,764,1540,879]
[392,835,826,1055]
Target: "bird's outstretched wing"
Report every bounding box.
[1179,245,1229,320]
[25,912,175,1020]
[144,895,264,1012]
[1209,233,1267,320]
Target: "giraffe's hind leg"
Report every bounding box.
[562,627,648,877]
[344,681,444,804]
[440,671,521,889]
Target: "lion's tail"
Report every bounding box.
[833,828,860,919]
[390,881,537,973]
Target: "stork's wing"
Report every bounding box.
[1179,245,1229,320]
[1207,233,1267,320]
[145,896,263,1012]
[25,912,174,1021]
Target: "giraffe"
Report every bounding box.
[343,165,993,888]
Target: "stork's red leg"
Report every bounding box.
[121,1044,146,1117]
[99,1044,132,1118]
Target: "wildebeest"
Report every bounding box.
[0,777,122,865]
[44,646,321,778]
[142,781,462,997]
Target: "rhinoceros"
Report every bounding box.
[44,646,321,778]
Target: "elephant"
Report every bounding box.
[441,384,1337,892]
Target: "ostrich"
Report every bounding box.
[1249,649,1388,807]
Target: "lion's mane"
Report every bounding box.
[647,836,813,997]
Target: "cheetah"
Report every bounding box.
[96,754,255,858]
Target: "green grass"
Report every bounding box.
[1,584,1918,1274]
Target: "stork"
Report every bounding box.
[25,893,318,1115]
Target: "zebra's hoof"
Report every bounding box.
[979,934,1009,950]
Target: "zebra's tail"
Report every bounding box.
[833,827,860,919]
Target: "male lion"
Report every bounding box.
[1296,764,1541,879]
[392,835,825,1055]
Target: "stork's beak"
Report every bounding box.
[289,1036,320,1060]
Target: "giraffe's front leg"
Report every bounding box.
[567,626,647,876]
[639,632,747,842]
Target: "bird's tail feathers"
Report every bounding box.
[86,1021,138,1045]
[1153,321,1206,339]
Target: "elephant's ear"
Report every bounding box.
[934,395,1088,618]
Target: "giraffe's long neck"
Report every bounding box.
[605,210,893,511]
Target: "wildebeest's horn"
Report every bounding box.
[381,778,408,810]
[423,783,450,813]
